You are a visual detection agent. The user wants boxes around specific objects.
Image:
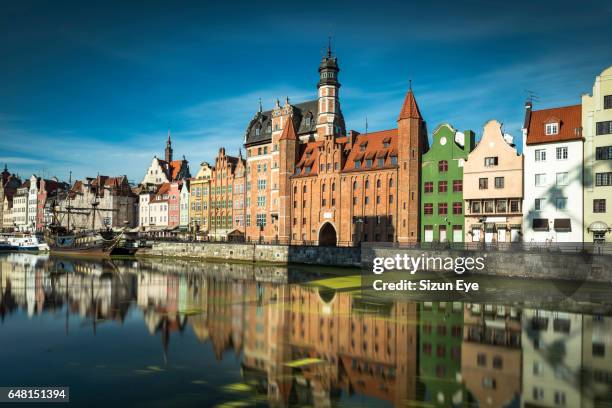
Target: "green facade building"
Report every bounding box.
[421,124,475,242]
[418,301,466,406]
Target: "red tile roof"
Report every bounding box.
[293,141,323,177]
[343,129,398,172]
[398,90,422,120]
[526,104,582,145]
[279,116,297,141]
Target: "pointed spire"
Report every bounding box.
[327,36,332,58]
[398,85,422,121]
[285,96,290,106]
[258,98,263,113]
[279,116,297,141]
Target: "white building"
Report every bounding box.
[138,183,169,231]
[13,182,30,232]
[522,102,584,243]
[179,181,190,229]
[141,132,190,186]
[522,309,583,408]
[27,175,39,232]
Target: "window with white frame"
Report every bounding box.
[535,174,547,187]
[535,198,545,211]
[556,146,568,160]
[556,197,567,210]
[535,149,546,161]
[545,123,558,135]
[556,172,569,186]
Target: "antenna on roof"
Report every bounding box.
[525,89,540,103]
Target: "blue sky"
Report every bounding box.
[1,0,611,183]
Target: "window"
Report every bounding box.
[595,172,612,186]
[535,198,545,211]
[452,180,462,192]
[510,200,520,212]
[554,391,567,406]
[438,181,448,193]
[257,196,266,207]
[355,161,361,169]
[365,180,370,189]
[493,356,503,369]
[556,146,568,160]
[424,203,433,215]
[471,201,481,213]
[438,160,448,172]
[377,158,384,167]
[596,146,612,160]
[545,122,558,135]
[484,156,498,167]
[477,353,487,367]
[556,197,567,210]
[484,200,495,213]
[535,174,547,187]
[494,177,504,189]
[533,387,544,401]
[596,121,612,135]
[605,95,612,109]
[390,156,398,165]
[256,214,266,227]
[424,182,433,193]
[438,203,448,215]
[593,199,606,213]
[453,202,462,215]
[479,178,488,189]
[556,172,569,186]
[366,159,373,168]
[257,179,267,190]
[535,149,547,161]
[496,200,507,213]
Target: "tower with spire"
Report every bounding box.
[316,38,344,139]
[397,84,428,242]
[165,129,173,163]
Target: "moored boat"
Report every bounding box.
[45,227,123,256]
[6,234,50,252]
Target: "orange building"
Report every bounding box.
[243,46,428,245]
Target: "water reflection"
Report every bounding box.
[1,253,611,407]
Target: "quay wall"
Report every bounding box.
[362,245,612,283]
[137,241,361,267]
[137,242,612,282]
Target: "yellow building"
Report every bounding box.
[583,66,612,243]
[189,162,212,237]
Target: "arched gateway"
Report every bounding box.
[318,222,337,246]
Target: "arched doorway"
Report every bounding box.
[318,222,337,246]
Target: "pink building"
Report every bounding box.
[168,181,181,227]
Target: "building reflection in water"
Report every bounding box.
[1,253,611,407]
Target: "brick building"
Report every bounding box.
[243,46,428,245]
[208,148,246,241]
[189,162,212,235]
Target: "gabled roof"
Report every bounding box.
[245,100,319,146]
[343,129,398,172]
[398,90,422,121]
[525,104,582,145]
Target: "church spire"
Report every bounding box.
[165,129,173,162]
[318,38,340,89]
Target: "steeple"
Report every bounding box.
[398,87,422,121]
[318,38,340,89]
[165,129,173,162]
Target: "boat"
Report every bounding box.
[6,234,50,252]
[44,226,123,256]
[0,241,17,252]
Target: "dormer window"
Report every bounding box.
[267,125,272,132]
[305,116,311,126]
[255,127,261,136]
[545,122,558,135]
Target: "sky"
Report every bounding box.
[1,0,611,183]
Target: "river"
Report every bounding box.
[0,253,611,407]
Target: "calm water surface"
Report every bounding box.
[1,253,611,407]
